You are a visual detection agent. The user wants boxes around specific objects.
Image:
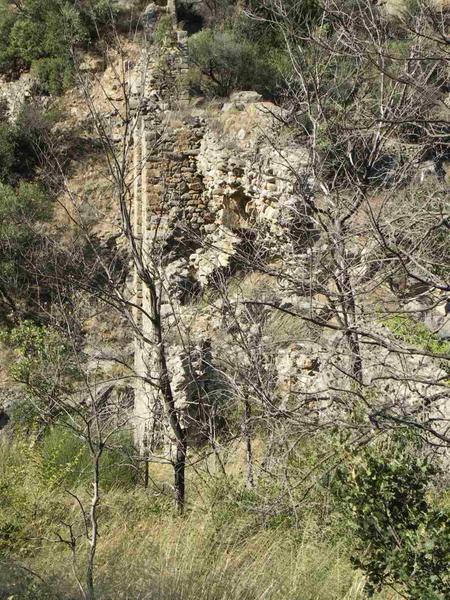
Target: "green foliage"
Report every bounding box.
[0,321,77,426]
[386,315,450,355]
[0,437,66,556]
[31,57,74,95]
[153,14,175,45]
[333,433,450,598]
[187,27,286,97]
[0,469,391,600]
[0,181,51,233]
[0,439,30,553]
[0,562,57,600]
[5,320,71,377]
[0,121,16,183]
[0,180,51,308]
[385,315,450,376]
[0,101,71,322]
[0,183,52,321]
[0,429,407,600]
[0,10,17,72]
[4,0,85,91]
[0,427,138,560]
[40,425,138,489]
[0,104,56,185]
[0,0,116,93]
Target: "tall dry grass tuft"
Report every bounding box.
[1,439,399,600]
[97,515,367,600]
[29,488,393,600]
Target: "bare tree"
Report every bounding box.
[34,7,196,513]
[233,0,450,440]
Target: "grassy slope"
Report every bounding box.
[0,435,400,600]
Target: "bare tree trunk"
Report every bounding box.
[174,430,187,513]
[244,399,254,489]
[333,221,364,386]
[86,450,101,600]
[143,433,150,489]
[146,279,188,512]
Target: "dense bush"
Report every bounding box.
[153,14,175,46]
[0,104,56,185]
[1,321,77,415]
[41,425,138,489]
[187,27,286,97]
[31,57,74,96]
[0,184,52,322]
[0,10,18,73]
[0,122,16,183]
[181,0,301,98]
[0,104,97,324]
[333,434,450,598]
[0,428,138,557]
[0,0,116,93]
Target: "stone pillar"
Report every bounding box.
[167,0,177,25]
[133,115,150,447]
[131,6,214,452]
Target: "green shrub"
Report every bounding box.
[5,0,87,91]
[31,57,73,95]
[0,563,57,600]
[0,0,116,93]
[0,122,16,183]
[0,427,138,559]
[333,433,450,598]
[0,181,51,226]
[40,425,139,490]
[0,181,52,317]
[385,315,450,376]
[0,432,401,600]
[0,101,60,320]
[0,443,29,553]
[0,181,52,257]
[0,11,17,72]
[153,14,174,45]
[0,437,59,556]
[187,28,285,97]
[0,322,77,425]
[0,184,53,322]
[0,104,56,185]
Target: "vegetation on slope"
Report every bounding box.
[0,0,449,599]
[0,0,115,93]
[4,426,444,600]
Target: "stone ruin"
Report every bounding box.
[128,2,449,454]
[129,1,312,450]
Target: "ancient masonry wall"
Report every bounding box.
[129,4,312,449]
[128,3,449,450]
[130,2,213,449]
[128,3,317,450]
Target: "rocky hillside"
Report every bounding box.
[0,1,449,599]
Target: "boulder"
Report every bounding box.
[230,91,263,104]
[79,57,105,73]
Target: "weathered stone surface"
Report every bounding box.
[0,73,35,119]
[230,91,263,104]
[129,11,449,453]
[79,57,105,73]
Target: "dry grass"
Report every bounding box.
[8,487,398,600]
[0,438,401,600]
